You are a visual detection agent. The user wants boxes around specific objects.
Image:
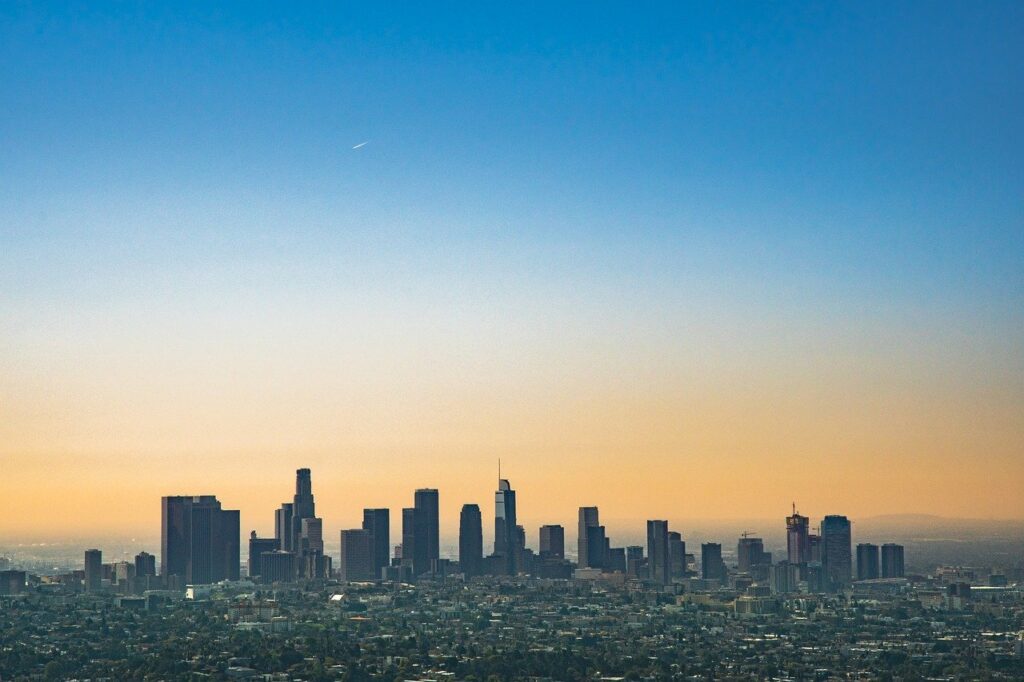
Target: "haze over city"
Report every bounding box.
[2,2,1022,543]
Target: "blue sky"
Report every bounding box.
[1,2,1023,530]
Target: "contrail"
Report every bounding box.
[352,140,370,149]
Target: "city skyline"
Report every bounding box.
[2,3,1023,539]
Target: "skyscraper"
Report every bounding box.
[737,536,767,573]
[459,504,483,577]
[539,525,565,559]
[248,531,280,580]
[339,529,375,582]
[786,506,810,565]
[493,478,518,574]
[856,543,880,580]
[275,502,293,552]
[701,543,726,584]
[399,503,415,573]
[668,531,686,578]
[134,551,156,578]
[646,520,670,585]
[821,515,853,591]
[584,524,607,569]
[881,543,905,578]
[414,488,439,569]
[161,495,240,589]
[577,507,600,568]
[84,549,102,591]
[290,468,316,554]
[362,508,390,580]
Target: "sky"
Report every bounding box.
[1,2,1022,543]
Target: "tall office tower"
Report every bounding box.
[821,515,853,590]
[414,489,440,567]
[668,532,686,578]
[84,549,102,591]
[770,561,799,594]
[339,529,375,582]
[259,551,296,584]
[289,469,316,554]
[607,547,626,573]
[399,507,415,569]
[737,536,766,573]
[493,478,518,573]
[161,495,241,588]
[808,533,823,563]
[881,543,905,578]
[701,543,726,584]
[134,551,156,577]
[459,504,483,577]
[584,525,607,569]
[856,543,880,580]
[646,520,671,585]
[275,503,294,552]
[786,506,811,564]
[539,525,565,559]
[362,508,391,579]
[248,531,280,580]
[625,545,644,577]
[577,507,600,568]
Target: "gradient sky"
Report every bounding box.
[1,2,1022,542]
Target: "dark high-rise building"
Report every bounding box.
[646,520,670,585]
[856,543,880,580]
[161,495,240,588]
[607,547,626,573]
[668,531,686,578]
[584,524,607,569]
[539,525,565,559]
[84,549,102,591]
[493,478,518,574]
[881,543,905,578]
[738,536,767,573]
[786,506,810,564]
[248,532,280,580]
[134,551,156,578]
[289,468,316,554]
[0,570,26,595]
[414,488,440,568]
[260,551,295,584]
[626,545,644,578]
[339,529,375,582]
[459,504,483,577]
[362,508,390,579]
[701,543,726,584]
[401,507,415,569]
[275,503,293,551]
[821,515,852,590]
[577,507,600,568]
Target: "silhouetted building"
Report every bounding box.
[248,532,279,580]
[701,543,726,584]
[584,524,607,569]
[493,479,519,574]
[84,549,102,591]
[808,533,823,563]
[856,543,880,580]
[362,508,390,579]
[668,531,686,578]
[0,570,26,595]
[647,520,670,585]
[134,551,156,578]
[607,547,626,573]
[577,507,600,568]
[626,545,644,578]
[738,536,768,574]
[459,504,483,577]
[770,560,799,594]
[881,543,905,578]
[414,488,439,571]
[339,529,375,582]
[289,468,315,554]
[161,495,240,588]
[821,515,852,590]
[539,524,565,559]
[275,502,293,551]
[786,507,810,564]
[259,550,295,584]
